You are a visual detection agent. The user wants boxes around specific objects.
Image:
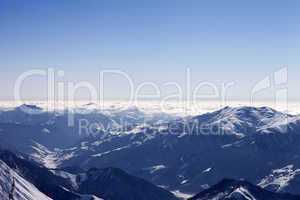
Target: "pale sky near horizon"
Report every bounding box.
[0,0,299,101]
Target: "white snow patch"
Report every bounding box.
[181,179,189,185]
[171,190,193,199]
[202,167,212,173]
[145,165,167,174]
[42,128,51,134]
[91,145,130,157]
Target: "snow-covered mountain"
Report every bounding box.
[1,105,300,197]
[0,149,178,200]
[29,106,299,195]
[0,160,52,200]
[188,179,300,200]
[73,167,177,200]
[188,106,298,136]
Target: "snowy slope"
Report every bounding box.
[191,106,296,136]
[189,179,300,200]
[0,160,52,200]
[258,165,300,194]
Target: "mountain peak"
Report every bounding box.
[190,106,290,136]
[16,104,43,114]
[81,166,178,200]
[189,178,300,200]
[217,106,280,116]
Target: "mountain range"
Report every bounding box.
[0,104,300,199]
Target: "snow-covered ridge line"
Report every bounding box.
[1,101,300,115]
[0,160,52,200]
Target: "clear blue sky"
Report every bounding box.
[0,0,299,101]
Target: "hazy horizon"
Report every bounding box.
[1,100,300,116]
